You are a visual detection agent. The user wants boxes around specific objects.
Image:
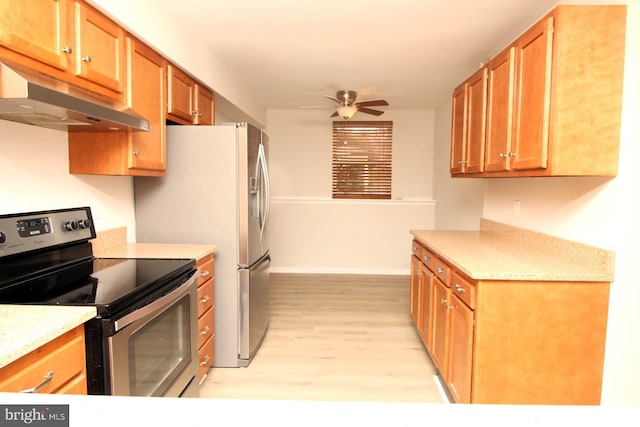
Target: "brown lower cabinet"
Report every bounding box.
[0,326,87,394]
[196,253,215,383]
[410,239,610,404]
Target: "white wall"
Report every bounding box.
[431,0,640,405]
[432,98,484,230]
[266,108,435,274]
[0,120,136,239]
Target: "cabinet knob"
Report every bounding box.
[440,298,448,305]
[457,160,468,165]
[81,55,92,63]
[200,294,210,304]
[61,46,73,54]
[192,110,203,117]
[499,153,506,159]
[200,325,210,336]
[132,150,140,156]
[508,152,517,157]
[455,284,466,293]
[436,267,444,274]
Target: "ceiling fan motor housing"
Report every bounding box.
[338,90,358,105]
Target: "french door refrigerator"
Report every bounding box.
[134,122,270,368]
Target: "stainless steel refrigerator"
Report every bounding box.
[134,122,270,368]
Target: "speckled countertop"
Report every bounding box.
[0,305,96,369]
[411,219,615,282]
[92,243,218,260]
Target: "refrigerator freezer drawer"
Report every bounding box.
[238,253,270,365]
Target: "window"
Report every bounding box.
[332,121,392,199]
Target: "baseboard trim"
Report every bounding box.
[434,374,453,404]
[270,267,410,276]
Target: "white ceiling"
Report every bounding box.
[153,0,560,113]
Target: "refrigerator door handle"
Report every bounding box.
[258,143,270,241]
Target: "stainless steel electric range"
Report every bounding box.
[0,207,200,397]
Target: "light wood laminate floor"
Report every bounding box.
[199,274,443,402]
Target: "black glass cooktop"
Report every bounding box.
[0,255,195,317]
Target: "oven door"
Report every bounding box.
[107,270,199,397]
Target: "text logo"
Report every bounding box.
[0,405,69,426]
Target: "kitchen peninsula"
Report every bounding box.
[410,220,614,404]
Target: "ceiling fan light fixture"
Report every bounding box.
[336,105,357,120]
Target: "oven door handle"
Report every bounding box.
[113,270,198,332]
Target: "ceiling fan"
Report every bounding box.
[324,90,389,120]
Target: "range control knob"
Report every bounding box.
[0,231,6,244]
[78,219,91,229]
[63,220,79,231]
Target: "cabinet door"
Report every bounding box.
[512,16,554,171]
[465,67,487,173]
[167,64,196,123]
[195,84,215,125]
[450,82,467,174]
[431,278,451,376]
[74,1,124,93]
[485,47,516,172]
[420,263,433,351]
[0,0,71,70]
[446,295,474,403]
[410,255,422,328]
[126,36,166,172]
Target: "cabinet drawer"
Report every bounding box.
[451,271,476,309]
[434,258,451,286]
[411,240,423,258]
[197,276,214,316]
[196,255,214,286]
[0,326,86,394]
[198,307,214,349]
[421,248,435,272]
[198,334,214,383]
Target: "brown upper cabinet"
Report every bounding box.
[0,0,125,101]
[1,0,216,176]
[167,64,215,125]
[68,35,167,176]
[450,5,626,177]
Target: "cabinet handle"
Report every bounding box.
[200,294,210,304]
[200,325,210,336]
[440,298,447,305]
[508,152,517,157]
[200,354,210,366]
[132,150,140,156]
[200,270,210,278]
[192,110,203,117]
[422,255,430,263]
[81,55,92,63]
[454,284,466,293]
[21,371,54,393]
[457,160,468,165]
[61,46,73,54]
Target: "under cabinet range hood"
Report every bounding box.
[0,62,150,132]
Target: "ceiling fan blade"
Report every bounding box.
[324,95,341,104]
[357,107,385,116]
[330,111,339,117]
[355,100,389,107]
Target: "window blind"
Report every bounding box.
[332,121,392,199]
